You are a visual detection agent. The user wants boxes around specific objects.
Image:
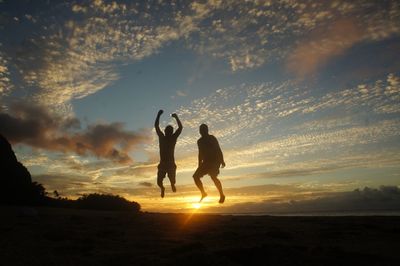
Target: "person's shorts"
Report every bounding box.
[157,163,176,182]
[193,163,220,178]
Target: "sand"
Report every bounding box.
[1,206,399,265]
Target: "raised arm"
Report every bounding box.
[171,113,183,137]
[155,110,163,137]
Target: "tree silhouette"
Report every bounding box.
[76,193,141,212]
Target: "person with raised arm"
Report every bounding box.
[193,124,226,203]
[154,110,182,198]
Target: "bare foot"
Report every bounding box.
[171,184,176,193]
[200,192,207,202]
[160,187,165,198]
[219,195,225,204]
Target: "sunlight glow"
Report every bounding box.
[192,202,202,209]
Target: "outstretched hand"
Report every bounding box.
[158,110,164,116]
[171,113,178,119]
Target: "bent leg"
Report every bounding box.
[193,168,207,201]
[157,170,166,198]
[168,168,176,192]
[211,175,225,203]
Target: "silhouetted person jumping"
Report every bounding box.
[155,110,182,198]
[193,124,226,203]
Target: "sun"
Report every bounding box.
[192,203,202,209]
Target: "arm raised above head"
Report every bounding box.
[155,110,164,137]
[171,113,183,137]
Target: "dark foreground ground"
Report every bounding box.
[1,207,400,266]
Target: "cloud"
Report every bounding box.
[2,1,399,196]
[2,0,399,111]
[33,173,95,196]
[159,74,400,181]
[138,181,153,187]
[0,102,149,163]
[0,46,11,98]
[286,1,400,78]
[176,90,187,97]
[4,0,190,112]
[26,72,398,192]
[206,186,400,214]
[173,74,400,150]
[33,171,159,200]
[171,90,188,99]
[286,19,364,79]
[232,151,400,181]
[186,1,400,72]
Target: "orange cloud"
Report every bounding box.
[286,18,364,79]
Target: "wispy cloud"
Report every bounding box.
[3,0,399,111]
[5,0,190,112]
[138,181,153,187]
[286,18,364,79]
[0,46,11,99]
[286,1,400,78]
[174,73,400,148]
[186,0,400,72]
[19,73,398,186]
[162,74,400,179]
[231,151,400,181]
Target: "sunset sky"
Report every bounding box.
[1,0,399,213]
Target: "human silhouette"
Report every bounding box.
[193,124,226,203]
[155,110,182,198]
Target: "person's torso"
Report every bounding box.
[159,135,177,163]
[198,135,220,163]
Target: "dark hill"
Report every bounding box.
[0,134,45,205]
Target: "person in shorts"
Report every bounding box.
[193,124,226,203]
[155,110,182,198]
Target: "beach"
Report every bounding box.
[1,206,400,265]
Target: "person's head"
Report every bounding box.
[164,125,173,136]
[199,124,208,137]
